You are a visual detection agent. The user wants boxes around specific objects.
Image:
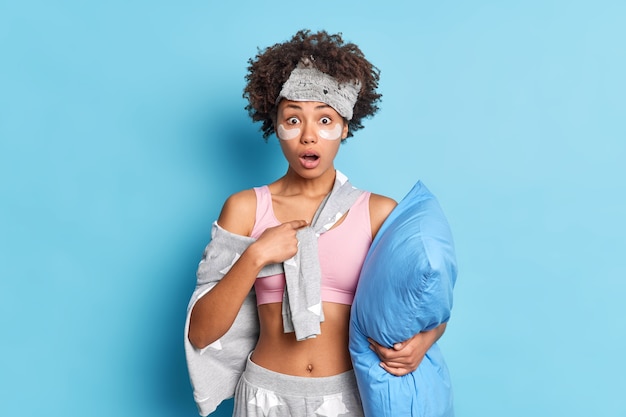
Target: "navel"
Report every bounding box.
[306,364,314,373]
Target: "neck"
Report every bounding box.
[278,168,337,198]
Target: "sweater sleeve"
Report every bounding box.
[184,222,283,416]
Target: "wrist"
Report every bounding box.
[243,242,268,270]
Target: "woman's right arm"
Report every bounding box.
[187,190,306,349]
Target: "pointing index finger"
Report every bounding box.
[286,219,309,229]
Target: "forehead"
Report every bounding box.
[278,100,340,115]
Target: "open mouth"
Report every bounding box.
[301,152,319,161]
[299,151,320,168]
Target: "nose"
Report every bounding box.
[300,122,317,144]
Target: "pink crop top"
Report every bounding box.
[251,186,372,305]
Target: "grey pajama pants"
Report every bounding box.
[233,355,364,417]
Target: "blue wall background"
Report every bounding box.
[1,1,625,416]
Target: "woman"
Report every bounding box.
[187,30,446,416]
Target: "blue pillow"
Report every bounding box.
[349,181,457,417]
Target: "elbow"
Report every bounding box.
[187,331,203,350]
[188,328,214,350]
[188,306,214,349]
[188,315,219,350]
[435,322,447,341]
[188,301,230,349]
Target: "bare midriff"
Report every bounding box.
[250,302,353,377]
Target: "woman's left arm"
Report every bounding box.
[368,322,447,376]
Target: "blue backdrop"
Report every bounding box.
[1,1,625,416]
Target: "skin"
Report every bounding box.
[188,100,446,377]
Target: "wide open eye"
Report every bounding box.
[320,116,332,125]
[287,117,300,125]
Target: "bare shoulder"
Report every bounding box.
[368,193,397,238]
[217,188,257,236]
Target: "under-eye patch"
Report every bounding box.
[277,124,300,140]
[318,124,343,141]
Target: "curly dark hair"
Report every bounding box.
[243,29,382,141]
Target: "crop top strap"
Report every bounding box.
[251,186,280,238]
